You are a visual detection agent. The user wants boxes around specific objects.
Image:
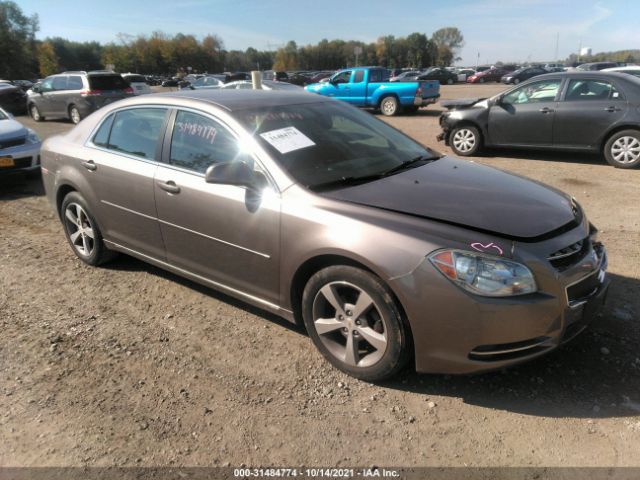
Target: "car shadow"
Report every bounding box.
[0,172,45,199]
[105,254,305,335]
[104,250,639,419]
[480,148,605,166]
[383,271,640,419]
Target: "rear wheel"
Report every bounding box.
[450,125,482,156]
[479,78,485,84]
[61,192,116,266]
[69,105,82,125]
[446,78,454,85]
[380,96,399,116]
[604,130,640,168]
[29,104,43,122]
[302,265,410,381]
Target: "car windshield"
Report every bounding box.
[234,100,440,190]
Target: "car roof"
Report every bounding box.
[529,71,637,80]
[153,88,323,112]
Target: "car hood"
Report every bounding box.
[320,157,578,240]
[0,119,27,141]
[440,98,485,110]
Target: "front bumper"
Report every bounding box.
[0,142,41,175]
[389,235,609,374]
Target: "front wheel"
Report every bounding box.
[61,192,116,265]
[380,96,399,116]
[29,104,43,122]
[604,130,640,168]
[514,78,520,84]
[450,125,482,156]
[302,266,411,381]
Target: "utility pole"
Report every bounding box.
[578,39,582,63]
[476,52,479,70]
[554,32,559,62]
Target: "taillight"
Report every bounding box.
[124,87,134,94]
[80,90,103,96]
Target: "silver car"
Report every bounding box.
[40,90,609,381]
[0,107,41,175]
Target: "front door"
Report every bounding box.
[553,78,626,148]
[488,78,562,146]
[85,106,169,259]
[154,109,281,304]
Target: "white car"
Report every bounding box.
[0,107,41,176]
[122,73,152,95]
[220,80,302,91]
[602,66,640,78]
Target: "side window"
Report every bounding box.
[67,76,83,90]
[170,111,240,173]
[369,70,382,83]
[52,76,68,91]
[565,79,622,101]
[92,114,114,147]
[107,108,167,159]
[333,71,352,84]
[353,70,365,83]
[502,79,561,105]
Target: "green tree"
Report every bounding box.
[0,1,39,78]
[37,41,59,76]
[431,27,464,66]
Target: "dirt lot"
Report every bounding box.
[1,83,640,468]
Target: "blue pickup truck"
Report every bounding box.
[304,67,440,116]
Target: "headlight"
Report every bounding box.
[26,129,40,144]
[429,249,537,297]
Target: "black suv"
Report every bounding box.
[27,71,134,124]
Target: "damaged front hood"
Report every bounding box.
[320,157,579,241]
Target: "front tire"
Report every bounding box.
[450,125,482,156]
[604,130,640,168]
[514,78,520,84]
[302,265,410,382]
[380,96,399,116]
[29,104,43,122]
[61,192,116,266]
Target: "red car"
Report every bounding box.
[467,67,514,83]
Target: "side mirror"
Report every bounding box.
[205,161,264,191]
[31,84,41,94]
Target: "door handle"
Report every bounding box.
[157,180,181,194]
[81,160,97,171]
[604,106,621,112]
[539,107,554,113]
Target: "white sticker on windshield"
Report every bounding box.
[260,126,315,154]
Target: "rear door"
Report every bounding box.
[488,78,562,146]
[85,106,169,258]
[154,109,281,303]
[553,78,627,148]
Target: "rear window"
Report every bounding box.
[124,75,146,83]
[88,75,128,90]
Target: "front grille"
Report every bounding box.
[547,237,588,270]
[0,137,26,149]
[566,272,601,304]
[469,336,551,362]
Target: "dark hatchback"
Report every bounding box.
[501,67,547,85]
[439,71,640,168]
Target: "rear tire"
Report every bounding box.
[450,125,482,156]
[604,129,640,168]
[302,265,411,382]
[379,96,399,116]
[514,78,521,84]
[69,105,82,125]
[479,78,485,83]
[60,192,116,266]
[446,78,454,85]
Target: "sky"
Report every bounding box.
[18,0,640,65]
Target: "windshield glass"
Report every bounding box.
[233,100,439,190]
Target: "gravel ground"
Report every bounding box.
[1,84,639,468]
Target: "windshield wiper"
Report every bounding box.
[381,154,441,177]
[308,174,385,192]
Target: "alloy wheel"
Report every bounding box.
[64,203,95,257]
[452,128,477,153]
[312,281,388,368]
[30,105,40,121]
[70,107,81,124]
[611,136,640,164]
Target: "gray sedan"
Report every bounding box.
[40,90,608,381]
